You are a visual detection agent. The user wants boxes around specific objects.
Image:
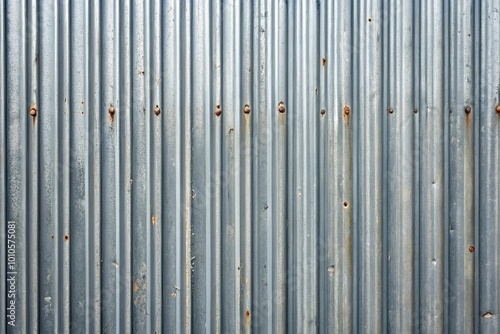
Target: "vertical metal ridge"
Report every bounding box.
[286,2,296,332]
[212,1,222,332]
[86,0,101,331]
[448,0,475,332]
[183,2,192,333]
[61,0,70,331]
[240,0,252,333]
[129,0,147,331]
[26,0,39,330]
[386,1,415,332]
[220,0,237,330]
[357,0,384,332]
[418,0,445,331]
[318,1,327,332]
[100,0,118,330]
[233,0,242,330]
[116,0,132,332]
[478,0,500,333]
[274,1,287,333]
[265,1,273,333]
[150,0,162,332]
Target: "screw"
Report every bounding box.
[154,105,161,115]
[29,106,37,117]
[469,245,475,252]
[320,108,326,115]
[278,101,285,113]
[388,107,393,114]
[414,108,418,113]
[344,106,350,115]
[109,105,115,116]
[496,105,500,114]
[244,104,251,114]
[215,104,222,116]
[465,106,471,114]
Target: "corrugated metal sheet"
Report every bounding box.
[0,0,499,333]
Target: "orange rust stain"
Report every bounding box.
[151,215,157,225]
[133,281,139,292]
[343,105,351,125]
[64,234,69,241]
[466,112,471,127]
[245,310,250,327]
[322,58,326,66]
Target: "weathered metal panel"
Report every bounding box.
[1,0,499,333]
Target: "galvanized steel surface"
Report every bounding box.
[0,0,499,333]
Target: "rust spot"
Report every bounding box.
[215,104,222,116]
[245,310,250,327]
[320,108,326,116]
[64,234,69,241]
[343,106,351,122]
[154,105,161,116]
[343,201,349,208]
[244,104,251,114]
[368,18,372,22]
[151,215,157,224]
[109,104,115,121]
[133,281,139,292]
[322,58,326,66]
[483,312,493,318]
[81,100,84,104]
[496,105,500,114]
[465,106,472,127]
[469,245,475,252]
[278,101,286,113]
[388,107,393,114]
[29,106,37,117]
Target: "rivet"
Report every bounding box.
[278,101,285,113]
[469,245,475,252]
[414,108,418,113]
[465,105,471,114]
[320,108,326,115]
[244,104,251,114]
[496,105,500,114]
[388,107,393,114]
[344,106,350,115]
[29,106,37,117]
[215,104,222,116]
[109,105,115,116]
[154,105,161,115]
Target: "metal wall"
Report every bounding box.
[0,0,499,333]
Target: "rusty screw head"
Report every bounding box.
[388,107,393,114]
[496,105,500,114]
[244,104,251,114]
[154,105,161,116]
[344,106,350,115]
[109,105,115,116]
[215,104,222,117]
[29,106,37,117]
[414,108,418,114]
[320,108,326,116]
[469,245,475,252]
[278,101,285,113]
[465,105,471,114]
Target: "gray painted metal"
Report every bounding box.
[0,0,499,333]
